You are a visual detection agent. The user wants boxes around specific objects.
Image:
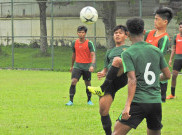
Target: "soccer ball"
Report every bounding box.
[80,6,98,24]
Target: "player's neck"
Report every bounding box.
[155,28,166,37]
[116,42,125,47]
[79,38,86,43]
[131,37,143,44]
[180,32,182,37]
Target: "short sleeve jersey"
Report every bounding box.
[144,30,170,55]
[121,41,168,103]
[173,34,182,59]
[72,39,95,71]
[104,45,129,69]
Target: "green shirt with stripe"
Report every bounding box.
[173,34,182,59]
[121,41,168,103]
[104,45,129,69]
[72,40,95,71]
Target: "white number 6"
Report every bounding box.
[144,63,156,85]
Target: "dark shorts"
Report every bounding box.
[117,102,163,130]
[173,59,182,72]
[105,73,127,99]
[71,68,91,81]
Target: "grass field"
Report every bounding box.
[0,70,181,135]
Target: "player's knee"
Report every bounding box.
[112,57,122,67]
[99,104,109,116]
[71,78,78,85]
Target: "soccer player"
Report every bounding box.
[112,17,171,135]
[167,21,182,99]
[88,25,129,135]
[144,7,173,102]
[65,25,96,106]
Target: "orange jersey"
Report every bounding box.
[175,33,182,54]
[146,30,169,47]
[74,39,92,63]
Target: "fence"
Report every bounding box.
[0,0,179,70]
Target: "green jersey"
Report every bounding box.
[122,41,168,103]
[104,45,129,69]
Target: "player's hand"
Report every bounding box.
[97,72,106,80]
[70,67,73,72]
[89,66,94,72]
[121,106,131,120]
[168,59,172,67]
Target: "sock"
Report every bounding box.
[69,85,76,102]
[100,66,119,92]
[171,87,175,96]
[160,83,167,102]
[86,88,91,102]
[101,115,112,135]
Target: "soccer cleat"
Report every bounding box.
[166,94,176,99]
[88,86,104,96]
[65,101,73,106]
[87,100,94,105]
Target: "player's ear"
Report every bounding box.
[143,30,146,35]
[126,31,130,37]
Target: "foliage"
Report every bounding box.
[174,10,182,24]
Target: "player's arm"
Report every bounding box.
[169,35,177,67]
[70,41,76,72]
[122,71,136,120]
[88,41,96,72]
[158,36,170,54]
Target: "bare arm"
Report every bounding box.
[160,67,171,81]
[70,53,75,72]
[122,71,136,120]
[169,45,176,67]
[89,52,96,72]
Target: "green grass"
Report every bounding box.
[0,46,106,72]
[0,70,181,135]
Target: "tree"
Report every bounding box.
[37,0,48,55]
[100,1,116,49]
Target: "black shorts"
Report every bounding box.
[71,68,91,81]
[105,73,127,99]
[173,59,182,72]
[117,102,163,130]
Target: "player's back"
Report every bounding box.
[123,41,165,103]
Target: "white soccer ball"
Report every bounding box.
[80,6,98,24]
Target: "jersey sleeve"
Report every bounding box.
[144,30,151,41]
[88,41,96,52]
[121,51,135,73]
[160,52,168,70]
[158,35,170,54]
[173,34,177,45]
[72,41,75,53]
[104,50,111,68]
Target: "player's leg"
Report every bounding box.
[147,128,161,135]
[88,57,123,96]
[83,70,93,105]
[66,68,81,105]
[167,59,181,99]
[160,82,168,102]
[112,121,132,135]
[99,94,113,135]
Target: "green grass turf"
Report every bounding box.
[0,70,181,135]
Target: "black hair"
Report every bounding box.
[126,17,144,36]
[113,25,128,35]
[154,7,173,24]
[179,21,182,25]
[77,25,87,33]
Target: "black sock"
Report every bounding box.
[69,85,76,102]
[160,83,167,102]
[100,66,119,92]
[171,87,175,96]
[101,115,112,135]
[86,88,91,102]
